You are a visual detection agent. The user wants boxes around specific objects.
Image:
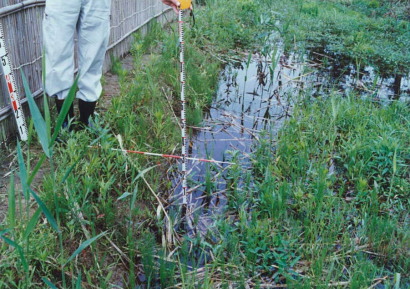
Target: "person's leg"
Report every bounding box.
[78,99,96,126]
[43,0,81,129]
[77,0,111,126]
[43,0,81,101]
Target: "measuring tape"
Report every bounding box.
[179,1,191,210]
[0,22,28,141]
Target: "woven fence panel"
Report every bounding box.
[0,0,171,139]
[1,0,22,5]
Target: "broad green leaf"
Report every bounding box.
[61,162,77,184]
[0,229,10,236]
[75,272,82,289]
[65,231,107,265]
[7,174,15,228]
[16,141,29,199]
[246,52,252,68]
[30,189,59,233]
[41,278,58,289]
[41,50,52,152]
[43,89,51,143]
[393,149,397,174]
[50,76,79,147]
[117,192,132,201]
[23,208,42,239]
[21,70,50,157]
[131,165,157,209]
[27,116,35,145]
[28,154,47,186]
[394,273,401,289]
[0,235,28,273]
[135,165,157,181]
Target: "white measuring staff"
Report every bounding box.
[179,8,188,208]
[0,22,28,141]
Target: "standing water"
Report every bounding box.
[170,53,304,234]
[170,48,410,235]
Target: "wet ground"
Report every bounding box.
[1,47,408,228]
[0,46,408,287]
[307,50,410,101]
[168,48,410,234]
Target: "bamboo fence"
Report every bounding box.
[0,0,172,142]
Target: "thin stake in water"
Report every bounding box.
[0,22,28,141]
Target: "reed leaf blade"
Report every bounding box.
[0,235,28,273]
[50,76,79,147]
[65,231,107,265]
[41,278,58,289]
[21,70,50,157]
[16,141,29,199]
[30,189,59,233]
[23,208,42,240]
[75,272,82,289]
[7,174,16,228]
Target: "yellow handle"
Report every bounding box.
[179,0,191,10]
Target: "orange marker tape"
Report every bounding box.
[179,0,191,10]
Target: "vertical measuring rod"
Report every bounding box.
[0,22,28,141]
[178,9,188,207]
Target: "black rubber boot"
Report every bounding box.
[55,98,74,129]
[78,99,96,128]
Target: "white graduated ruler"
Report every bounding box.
[178,10,188,207]
[0,22,28,141]
[178,9,189,211]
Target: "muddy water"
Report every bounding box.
[170,50,409,234]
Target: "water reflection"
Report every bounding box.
[169,50,409,234]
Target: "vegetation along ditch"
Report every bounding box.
[0,0,409,288]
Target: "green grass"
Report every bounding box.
[182,95,409,288]
[0,1,271,286]
[262,0,410,78]
[0,0,408,288]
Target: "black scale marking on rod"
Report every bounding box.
[0,22,28,141]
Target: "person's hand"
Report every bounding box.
[161,0,180,13]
